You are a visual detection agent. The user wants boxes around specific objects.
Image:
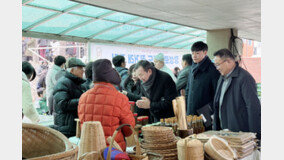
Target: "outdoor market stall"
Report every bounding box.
[22,97,260,160]
[22,0,261,159]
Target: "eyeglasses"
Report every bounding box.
[214,60,226,67]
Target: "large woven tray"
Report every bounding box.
[146,149,177,155]
[142,126,173,132]
[200,131,256,145]
[142,135,177,144]
[141,140,178,150]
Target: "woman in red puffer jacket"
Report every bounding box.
[78,59,135,151]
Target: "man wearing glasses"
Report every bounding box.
[213,49,261,140]
[51,58,87,138]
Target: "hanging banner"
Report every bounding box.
[90,43,189,69]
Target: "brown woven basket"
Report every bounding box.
[177,138,204,160]
[78,121,107,160]
[22,123,78,160]
[145,148,177,154]
[80,124,145,160]
[147,152,164,160]
[141,140,178,150]
[204,136,237,160]
[143,137,177,144]
[142,126,173,134]
[109,124,145,160]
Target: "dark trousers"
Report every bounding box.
[48,96,54,115]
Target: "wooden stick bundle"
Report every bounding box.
[172,96,187,130]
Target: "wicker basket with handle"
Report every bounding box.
[22,123,78,160]
[80,124,163,160]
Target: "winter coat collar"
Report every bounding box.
[181,65,190,72]
[115,67,127,73]
[191,56,212,78]
[198,56,211,72]
[65,71,85,85]
[52,64,63,72]
[93,81,117,90]
[223,62,240,79]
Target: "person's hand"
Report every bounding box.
[136,97,150,109]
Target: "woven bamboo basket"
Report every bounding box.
[78,121,107,160]
[22,123,78,160]
[204,136,237,160]
[79,151,104,160]
[80,124,164,160]
[142,126,173,134]
[142,134,176,141]
[143,137,177,144]
[147,152,164,160]
[141,140,178,150]
[142,126,176,144]
[177,138,204,160]
[145,148,177,154]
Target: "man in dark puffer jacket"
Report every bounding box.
[50,58,87,137]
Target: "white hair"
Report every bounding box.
[66,66,77,72]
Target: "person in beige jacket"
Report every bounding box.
[22,61,40,123]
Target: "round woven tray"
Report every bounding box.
[163,155,178,160]
[142,135,177,144]
[145,148,177,154]
[141,140,177,150]
[142,126,173,133]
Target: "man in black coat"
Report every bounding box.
[213,49,261,140]
[51,58,87,137]
[122,64,149,117]
[186,41,220,116]
[134,60,178,123]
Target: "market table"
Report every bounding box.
[68,121,260,160]
[68,136,260,160]
[22,117,260,160]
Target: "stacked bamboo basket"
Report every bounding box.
[141,126,178,160]
[198,131,257,159]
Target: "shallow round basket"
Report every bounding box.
[147,152,164,160]
[145,148,177,154]
[142,126,173,134]
[204,136,237,160]
[141,140,178,150]
[22,123,78,160]
[142,135,177,144]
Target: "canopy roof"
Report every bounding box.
[22,0,206,49]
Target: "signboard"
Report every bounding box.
[90,43,189,69]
